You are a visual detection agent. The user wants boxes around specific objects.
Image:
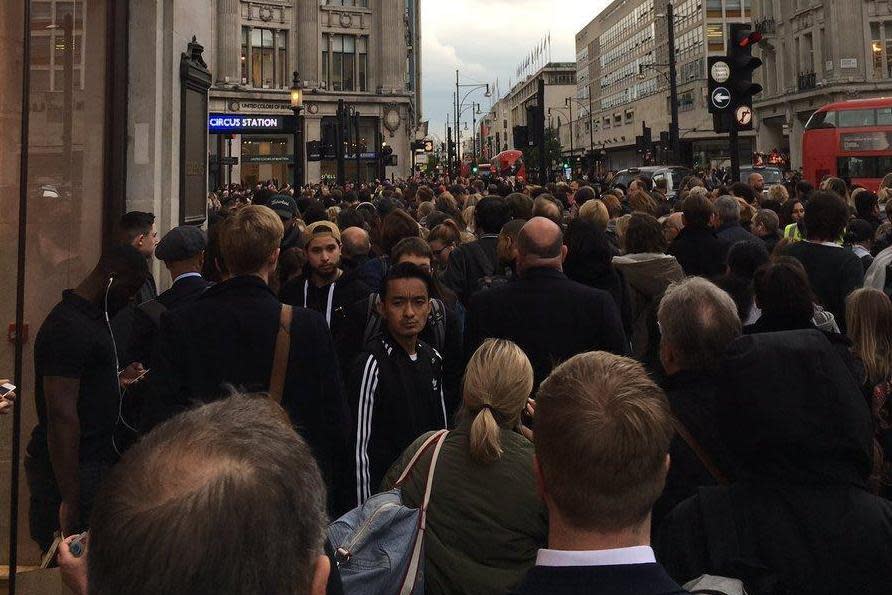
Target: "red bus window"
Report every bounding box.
[838,109,876,128]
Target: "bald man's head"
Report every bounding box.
[340,226,370,258]
[517,217,565,273]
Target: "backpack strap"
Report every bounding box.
[429,299,447,352]
[673,417,729,486]
[397,430,448,595]
[395,429,448,486]
[268,305,293,404]
[363,294,384,348]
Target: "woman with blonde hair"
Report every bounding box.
[382,339,546,595]
[767,183,789,204]
[847,287,892,496]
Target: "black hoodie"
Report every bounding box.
[656,330,892,595]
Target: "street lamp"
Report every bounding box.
[290,71,305,188]
[654,3,681,165]
[454,70,490,176]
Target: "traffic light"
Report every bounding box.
[727,24,763,128]
[526,105,542,146]
[471,162,479,175]
[512,125,529,149]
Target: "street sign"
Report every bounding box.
[711,60,731,84]
[711,87,732,110]
[735,105,753,127]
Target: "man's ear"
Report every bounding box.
[269,247,281,267]
[560,243,568,263]
[376,296,386,318]
[310,554,331,595]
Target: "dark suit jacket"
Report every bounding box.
[151,275,351,511]
[465,267,628,388]
[668,227,729,278]
[442,235,501,307]
[513,563,687,595]
[126,274,212,367]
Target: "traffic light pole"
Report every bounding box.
[729,116,740,183]
[666,2,680,164]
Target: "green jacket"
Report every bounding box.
[382,422,547,595]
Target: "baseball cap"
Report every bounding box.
[302,221,341,248]
[268,194,298,219]
[155,225,207,262]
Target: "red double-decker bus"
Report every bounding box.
[802,97,892,191]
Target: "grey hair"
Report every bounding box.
[657,277,742,372]
[754,208,779,234]
[688,186,709,200]
[715,195,741,223]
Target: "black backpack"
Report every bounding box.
[363,294,447,353]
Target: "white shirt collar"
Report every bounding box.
[173,272,203,284]
[535,546,656,568]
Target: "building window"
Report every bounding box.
[241,28,248,84]
[706,0,722,18]
[322,0,369,6]
[726,0,742,18]
[707,25,724,52]
[358,36,368,92]
[870,21,892,80]
[322,33,369,91]
[244,26,287,89]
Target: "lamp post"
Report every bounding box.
[290,71,304,188]
[652,3,681,164]
[566,95,594,177]
[454,70,491,175]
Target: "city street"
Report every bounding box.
[3,2,892,594]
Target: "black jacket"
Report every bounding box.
[784,241,864,332]
[350,333,447,506]
[653,369,732,531]
[465,267,628,388]
[513,563,686,595]
[152,275,351,510]
[656,330,892,595]
[716,222,756,246]
[340,295,465,418]
[668,226,729,277]
[126,274,212,367]
[279,269,371,335]
[442,235,502,307]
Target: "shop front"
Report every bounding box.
[2,0,131,582]
[207,112,298,189]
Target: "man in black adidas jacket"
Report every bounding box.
[350,263,448,506]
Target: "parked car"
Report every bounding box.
[610,166,693,200]
[739,165,784,185]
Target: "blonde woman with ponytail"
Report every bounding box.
[382,339,547,595]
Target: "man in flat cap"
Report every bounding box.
[126,225,211,371]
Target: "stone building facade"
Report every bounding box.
[752,0,892,168]
[209,0,423,185]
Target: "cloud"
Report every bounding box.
[421,0,613,142]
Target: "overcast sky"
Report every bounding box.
[420,0,613,142]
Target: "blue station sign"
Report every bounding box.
[208,113,295,134]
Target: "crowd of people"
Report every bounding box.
[18,168,892,594]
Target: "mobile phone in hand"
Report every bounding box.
[0,383,16,397]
